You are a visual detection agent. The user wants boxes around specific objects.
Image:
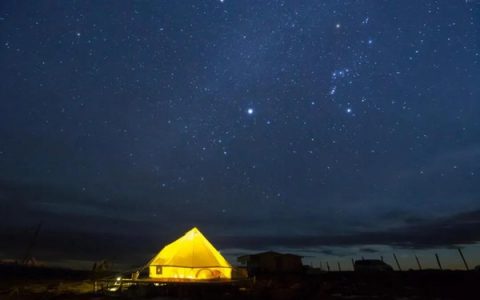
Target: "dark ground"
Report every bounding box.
[1,265,479,300]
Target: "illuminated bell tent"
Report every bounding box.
[148,227,232,280]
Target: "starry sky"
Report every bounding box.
[1,0,480,270]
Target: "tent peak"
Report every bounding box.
[186,227,201,234]
[185,227,203,240]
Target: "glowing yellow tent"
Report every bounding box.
[148,227,232,280]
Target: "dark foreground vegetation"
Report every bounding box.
[1,264,479,300]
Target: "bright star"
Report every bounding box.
[247,108,254,115]
[346,108,352,113]
[330,86,337,95]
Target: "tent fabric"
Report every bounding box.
[148,227,232,280]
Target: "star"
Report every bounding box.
[1,0,478,270]
[330,86,337,95]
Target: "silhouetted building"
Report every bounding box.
[237,251,303,275]
[354,259,393,272]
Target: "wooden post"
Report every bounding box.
[337,262,341,272]
[435,253,443,270]
[380,256,384,262]
[393,253,402,271]
[326,262,330,272]
[351,258,355,270]
[415,255,422,271]
[458,248,469,271]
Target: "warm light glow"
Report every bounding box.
[148,227,232,280]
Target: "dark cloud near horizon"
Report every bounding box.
[218,209,480,250]
[2,213,479,266]
[1,177,479,265]
[359,247,380,254]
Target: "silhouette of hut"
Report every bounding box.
[237,251,303,275]
[354,259,393,272]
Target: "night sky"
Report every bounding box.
[1,1,480,270]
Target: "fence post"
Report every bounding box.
[415,255,422,271]
[458,248,469,271]
[393,253,402,271]
[435,253,443,270]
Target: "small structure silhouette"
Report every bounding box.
[92,260,112,272]
[354,259,393,272]
[237,251,303,275]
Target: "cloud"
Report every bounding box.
[2,209,479,265]
[359,247,380,253]
[1,179,479,268]
[217,209,480,250]
[0,178,382,238]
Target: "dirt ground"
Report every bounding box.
[1,267,479,300]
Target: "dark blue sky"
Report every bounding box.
[1,0,479,269]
